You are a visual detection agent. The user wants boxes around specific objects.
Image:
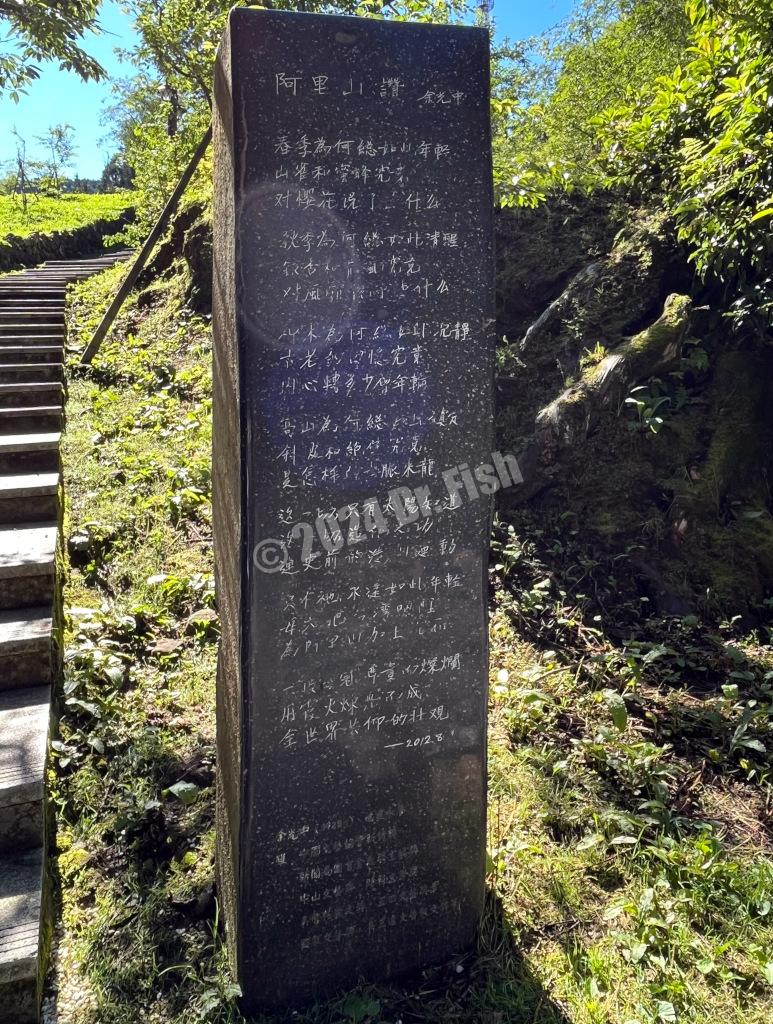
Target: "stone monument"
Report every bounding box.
[213,8,496,1012]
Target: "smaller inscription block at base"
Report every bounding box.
[213,9,495,1013]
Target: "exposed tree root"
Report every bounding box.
[508,294,693,504]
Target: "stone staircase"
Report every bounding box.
[0,252,132,1024]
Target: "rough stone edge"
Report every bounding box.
[212,15,243,989]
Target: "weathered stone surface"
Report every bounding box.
[0,435,60,477]
[0,366,63,385]
[0,607,53,691]
[0,348,63,362]
[0,524,56,580]
[214,8,495,1012]
[0,608,52,659]
[495,193,622,342]
[0,687,50,854]
[0,847,43,1024]
[0,473,59,499]
[0,385,62,408]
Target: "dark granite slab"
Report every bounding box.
[213,9,495,1012]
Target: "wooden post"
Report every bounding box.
[79,125,212,365]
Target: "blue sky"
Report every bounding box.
[0,1,575,179]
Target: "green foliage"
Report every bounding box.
[494,0,690,206]
[0,191,131,238]
[494,0,772,328]
[355,0,474,21]
[0,0,104,98]
[599,0,773,329]
[106,0,480,238]
[54,229,773,1020]
[101,154,134,191]
[35,123,77,193]
[488,496,773,1022]
[625,384,671,434]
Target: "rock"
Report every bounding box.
[183,217,212,313]
[496,191,622,341]
[149,637,184,656]
[137,202,205,289]
[509,293,693,504]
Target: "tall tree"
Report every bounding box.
[107,0,475,232]
[600,0,773,330]
[494,0,690,204]
[36,123,77,192]
[0,1,104,99]
[101,155,135,191]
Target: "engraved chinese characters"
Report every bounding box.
[213,9,495,1013]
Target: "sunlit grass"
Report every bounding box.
[50,264,773,1024]
[0,191,131,239]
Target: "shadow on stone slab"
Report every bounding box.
[236,890,574,1024]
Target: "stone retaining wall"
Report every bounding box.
[0,209,135,273]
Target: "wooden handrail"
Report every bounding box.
[80,125,212,365]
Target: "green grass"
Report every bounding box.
[54,266,773,1024]
[0,191,131,239]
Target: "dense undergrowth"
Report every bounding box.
[52,243,773,1024]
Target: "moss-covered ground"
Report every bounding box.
[51,265,773,1024]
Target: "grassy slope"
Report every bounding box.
[0,192,131,239]
[55,267,773,1024]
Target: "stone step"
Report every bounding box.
[0,608,52,692]
[0,846,45,1024]
[0,409,63,436]
[0,686,50,854]
[44,257,128,266]
[11,274,87,282]
[0,279,65,285]
[0,326,64,338]
[0,313,64,323]
[0,289,64,298]
[0,475,58,500]
[0,384,62,408]
[0,436,59,476]
[0,342,64,354]
[43,258,119,264]
[0,276,65,284]
[0,349,62,365]
[0,365,63,385]
[0,474,58,526]
[0,324,64,332]
[0,302,65,311]
[0,523,56,610]
[50,270,112,276]
[19,267,95,274]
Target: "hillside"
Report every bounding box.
[0,194,132,241]
[49,189,773,1022]
[0,193,135,272]
[1,1,770,1022]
